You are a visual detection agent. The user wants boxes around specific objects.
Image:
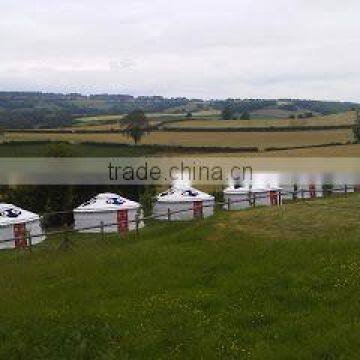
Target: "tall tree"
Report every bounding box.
[354,109,360,143]
[222,105,233,120]
[0,126,5,143]
[123,109,149,145]
[240,111,251,120]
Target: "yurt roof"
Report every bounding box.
[0,203,40,226]
[224,185,252,195]
[267,185,283,191]
[74,193,140,213]
[224,185,271,194]
[156,186,214,203]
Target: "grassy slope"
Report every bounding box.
[1,195,360,358]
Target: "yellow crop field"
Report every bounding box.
[164,112,355,129]
[6,129,354,150]
[178,144,360,158]
[74,114,124,123]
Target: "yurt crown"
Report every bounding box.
[160,187,199,198]
[106,197,126,205]
[181,189,199,197]
[81,198,97,207]
[0,208,22,218]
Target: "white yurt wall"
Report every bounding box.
[281,185,295,201]
[74,193,143,233]
[252,188,271,207]
[0,204,45,250]
[223,186,252,210]
[153,187,215,221]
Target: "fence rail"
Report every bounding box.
[0,185,358,248]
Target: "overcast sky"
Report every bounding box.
[1,0,359,100]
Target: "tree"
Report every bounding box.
[240,111,250,120]
[354,109,360,143]
[0,126,5,143]
[43,143,78,157]
[222,105,233,120]
[123,109,149,145]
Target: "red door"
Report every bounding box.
[193,201,203,218]
[117,210,128,233]
[269,191,278,206]
[14,223,27,248]
[309,184,316,198]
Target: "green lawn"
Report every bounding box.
[1,195,360,358]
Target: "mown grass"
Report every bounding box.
[1,195,360,358]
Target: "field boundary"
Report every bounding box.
[160,124,354,132]
[2,140,358,154]
[4,124,355,134]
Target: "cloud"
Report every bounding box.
[0,0,359,101]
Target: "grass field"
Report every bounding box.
[5,129,354,150]
[1,195,360,358]
[163,112,355,129]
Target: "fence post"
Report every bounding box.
[27,231,32,253]
[344,184,348,195]
[227,197,231,211]
[58,228,73,251]
[135,213,139,237]
[167,208,171,222]
[100,221,104,241]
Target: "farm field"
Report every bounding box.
[1,195,360,358]
[163,112,355,129]
[72,116,161,129]
[191,144,360,158]
[73,111,220,126]
[250,106,307,119]
[5,129,354,150]
[74,114,125,123]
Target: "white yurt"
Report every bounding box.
[153,186,215,221]
[223,185,252,210]
[0,203,45,250]
[74,193,143,233]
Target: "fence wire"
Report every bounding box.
[0,185,358,250]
